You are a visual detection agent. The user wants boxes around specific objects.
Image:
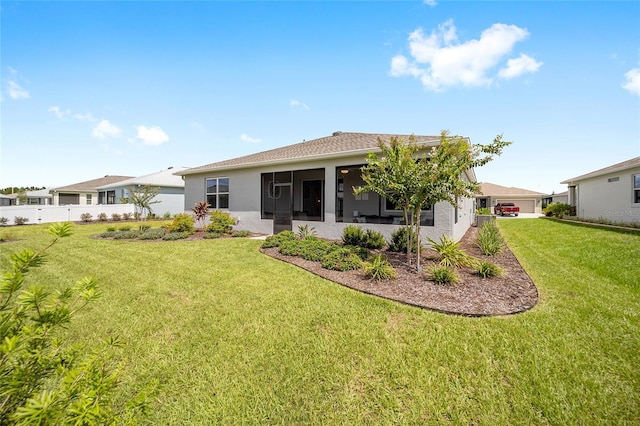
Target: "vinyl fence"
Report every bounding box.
[0,204,137,226]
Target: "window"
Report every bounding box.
[261,169,324,221]
[608,177,619,183]
[86,194,92,205]
[206,177,229,209]
[106,191,116,205]
[634,174,640,204]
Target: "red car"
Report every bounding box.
[494,202,520,216]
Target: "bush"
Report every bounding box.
[14,216,29,225]
[192,201,210,229]
[425,265,459,285]
[543,202,572,218]
[106,226,116,232]
[321,247,363,271]
[387,226,419,253]
[207,210,236,234]
[232,230,250,238]
[111,213,122,221]
[476,220,504,256]
[0,217,8,226]
[476,207,492,215]
[133,212,142,220]
[122,212,132,220]
[138,224,151,232]
[166,213,195,234]
[163,212,172,220]
[297,225,317,239]
[112,230,141,239]
[98,213,108,221]
[261,230,297,248]
[118,225,132,231]
[0,223,150,423]
[427,234,478,268]
[342,225,385,249]
[99,231,118,238]
[80,213,93,222]
[162,231,189,241]
[203,232,223,239]
[139,228,166,240]
[279,240,304,256]
[477,261,504,278]
[299,239,340,262]
[362,254,397,280]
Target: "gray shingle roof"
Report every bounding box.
[561,157,640,184]
[52,175,134,192]
[96,167,188,189]
[477,182,545,197]
[180,132,444,175]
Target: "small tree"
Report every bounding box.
[124,185,161,220]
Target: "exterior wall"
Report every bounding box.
[52,191,96,206]
[184,154,471,241]
[573,166,640,223]
[108,186,185,216]
[0,204,136,225]
[484,196,542,214]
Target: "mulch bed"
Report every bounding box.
[260,226,538,317]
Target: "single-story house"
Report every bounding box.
[1,189,53,206]
[542,191,568,208]
[96,167,188,216]
[178,131,477,241]
[51,175,133,206]
[561,156,640,224]
[476,182,544,214]
[0,194,12,207]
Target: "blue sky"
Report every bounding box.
[2,1,639,194]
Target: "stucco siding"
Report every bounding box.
[575,167,640,223]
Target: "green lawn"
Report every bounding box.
[1,219,638,424]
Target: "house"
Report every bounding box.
[50,175,133,206]
[0,194,12,207]
[542,191,568,208]
[95,167,188,216]
[476,183,544,214]
[178,131,477,241]
[561,156,640,224]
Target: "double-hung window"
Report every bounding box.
[206,177,229,209]
[634,174,640,204]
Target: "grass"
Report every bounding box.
[1,220,638,424]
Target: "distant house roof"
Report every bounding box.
[96,167,188,190]
[477,182,545,197]
[179,132,448,175]
[27,189,53,198]
[52,175,134,193]
[561,157,640,184]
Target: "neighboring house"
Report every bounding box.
[178,131,477,241]
[542,191,568,207]
[561,156,640,224]
[96,167,188,216]
[50,175,133,206]
[476,182,544,214]
[0,194,12,207]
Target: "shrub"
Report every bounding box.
[0,223,152,423]
[99,231,118,238]
[299,239,339,262]
[0,217,8,226]
[14,216,29,225]
[425,265,459,285]
[279,240,304,256]
[342,225,385,249]
[118,225,132,231]
[207,210,236,234]
[106,226,116,232]
[297,225,317,239]
[192,201,210,229]
[162,231,189,240]
[112,230,141,239]
[203,232,223,239]
[166,213,195,234]
[98,213,108,221]
[80,213,93,222]
[111,213,122,221]
[321,247,363,271]
[427,234,478,268]
[476,220,504,256]
[363,229,385,249]
[476,207,492,215]
[387,226,419,253]
[133,212,142,220]
[163,212,172,220]
[362,254,397,280]
[232,230,250,238]
[139,224,151,232]
[139,228,166,240]
[122,212,132,220]
[477,261,504,278]
[543,202,572,218]
[261,230,297,248]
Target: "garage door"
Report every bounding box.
[497,199,535,213]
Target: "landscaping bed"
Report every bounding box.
[261,226,538,316]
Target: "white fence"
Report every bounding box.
[0,204,137,226]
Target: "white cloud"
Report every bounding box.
[5,67,30,100]
[73,112,96,122]
[137,125,169,146]
[240,133,261,143]
[622,68,640,96]
[92,120,122,139]
[48,105,71,120]
[49,106,96,122]
[290,99,310,110]
[424,0,437,7]
[390,20,541,91]
[498,54,543,79]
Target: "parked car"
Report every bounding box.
[494,202,520,216]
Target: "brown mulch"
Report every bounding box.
[260,227,538,317]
